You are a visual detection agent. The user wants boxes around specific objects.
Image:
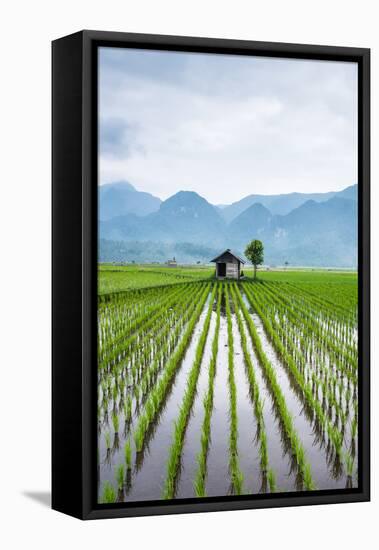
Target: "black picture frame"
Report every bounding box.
[52,30,370,520]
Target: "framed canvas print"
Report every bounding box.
[52,30,370,520]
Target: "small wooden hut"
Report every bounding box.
[166,257,177,267]
[210,249,245,280]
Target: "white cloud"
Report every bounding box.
[99,48,357,204]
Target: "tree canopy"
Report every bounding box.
[245,239,264,279]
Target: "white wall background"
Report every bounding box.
[0,0,376,547]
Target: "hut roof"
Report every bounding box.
[210,249,245,264]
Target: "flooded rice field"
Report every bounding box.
[97,279,358,503]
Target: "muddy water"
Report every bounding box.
[239,313,298,492]
[205,311,231,497]
[175,310,217,498]
[249,309,346,490]
[231,316,261,494]
[121,297,211,502]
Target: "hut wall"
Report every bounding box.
[226,262,239,279]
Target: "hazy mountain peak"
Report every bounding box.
[159,190,218,215]
[162,190,208,204]
[99,183,358,267]
[220,184,357,222]
[99,181,161,221]
[100,180,136,192]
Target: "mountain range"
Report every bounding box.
[98,181,358,267]
[218,184,357,221]
[99,181,161,220]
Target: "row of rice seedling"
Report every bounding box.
[249,282,357,425]
[98,282,201,395]
[265,283,356,359]
[243,283,356,477]
[224,284,244,494]
[255,283,357,398]
[126,283,205,382]
[265,285,358,468]
[255,283,357,417]
[99,283,212,502]
[98,282,183,343]
[229,284,276,491]
[98,266,208,294]
[133,283,211,453]
[262,281,357,373]
[98,284,182,359]
[234,284,316,490]
[162,284,217,499]
[282,281,357,332]
[98,284,202,425]
[193,285,222,497]
[99,305,202,443]
[99,273,357,502]
[98,283,206,433]
[130,283,208,405]
[98,284,190,371]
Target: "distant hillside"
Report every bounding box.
[238,197,358,267]
[100,190,227,247]
[99,184,358,267]
[99,239,221,264]
[229,203,272,242]
[99,180,161,220]
[220,184,357,222]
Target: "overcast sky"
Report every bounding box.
[99,47,357,204]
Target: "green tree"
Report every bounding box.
[245,240,264,280]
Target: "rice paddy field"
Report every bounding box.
[97,266,358,503]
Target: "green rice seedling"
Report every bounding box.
[124,396,132,423]
[101,481,116,503]
[259,430,269,472]
[112,384,118,404]
[267,469,277,492]
[104,431,111,451]
[303,463,316,491]
[193,475,206,497]
[351,415,358,439]
[115,463,125,490]
[343,451,354,478]
[124,439,132,470]
[112,412,120,435]
[134,413,148,452]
